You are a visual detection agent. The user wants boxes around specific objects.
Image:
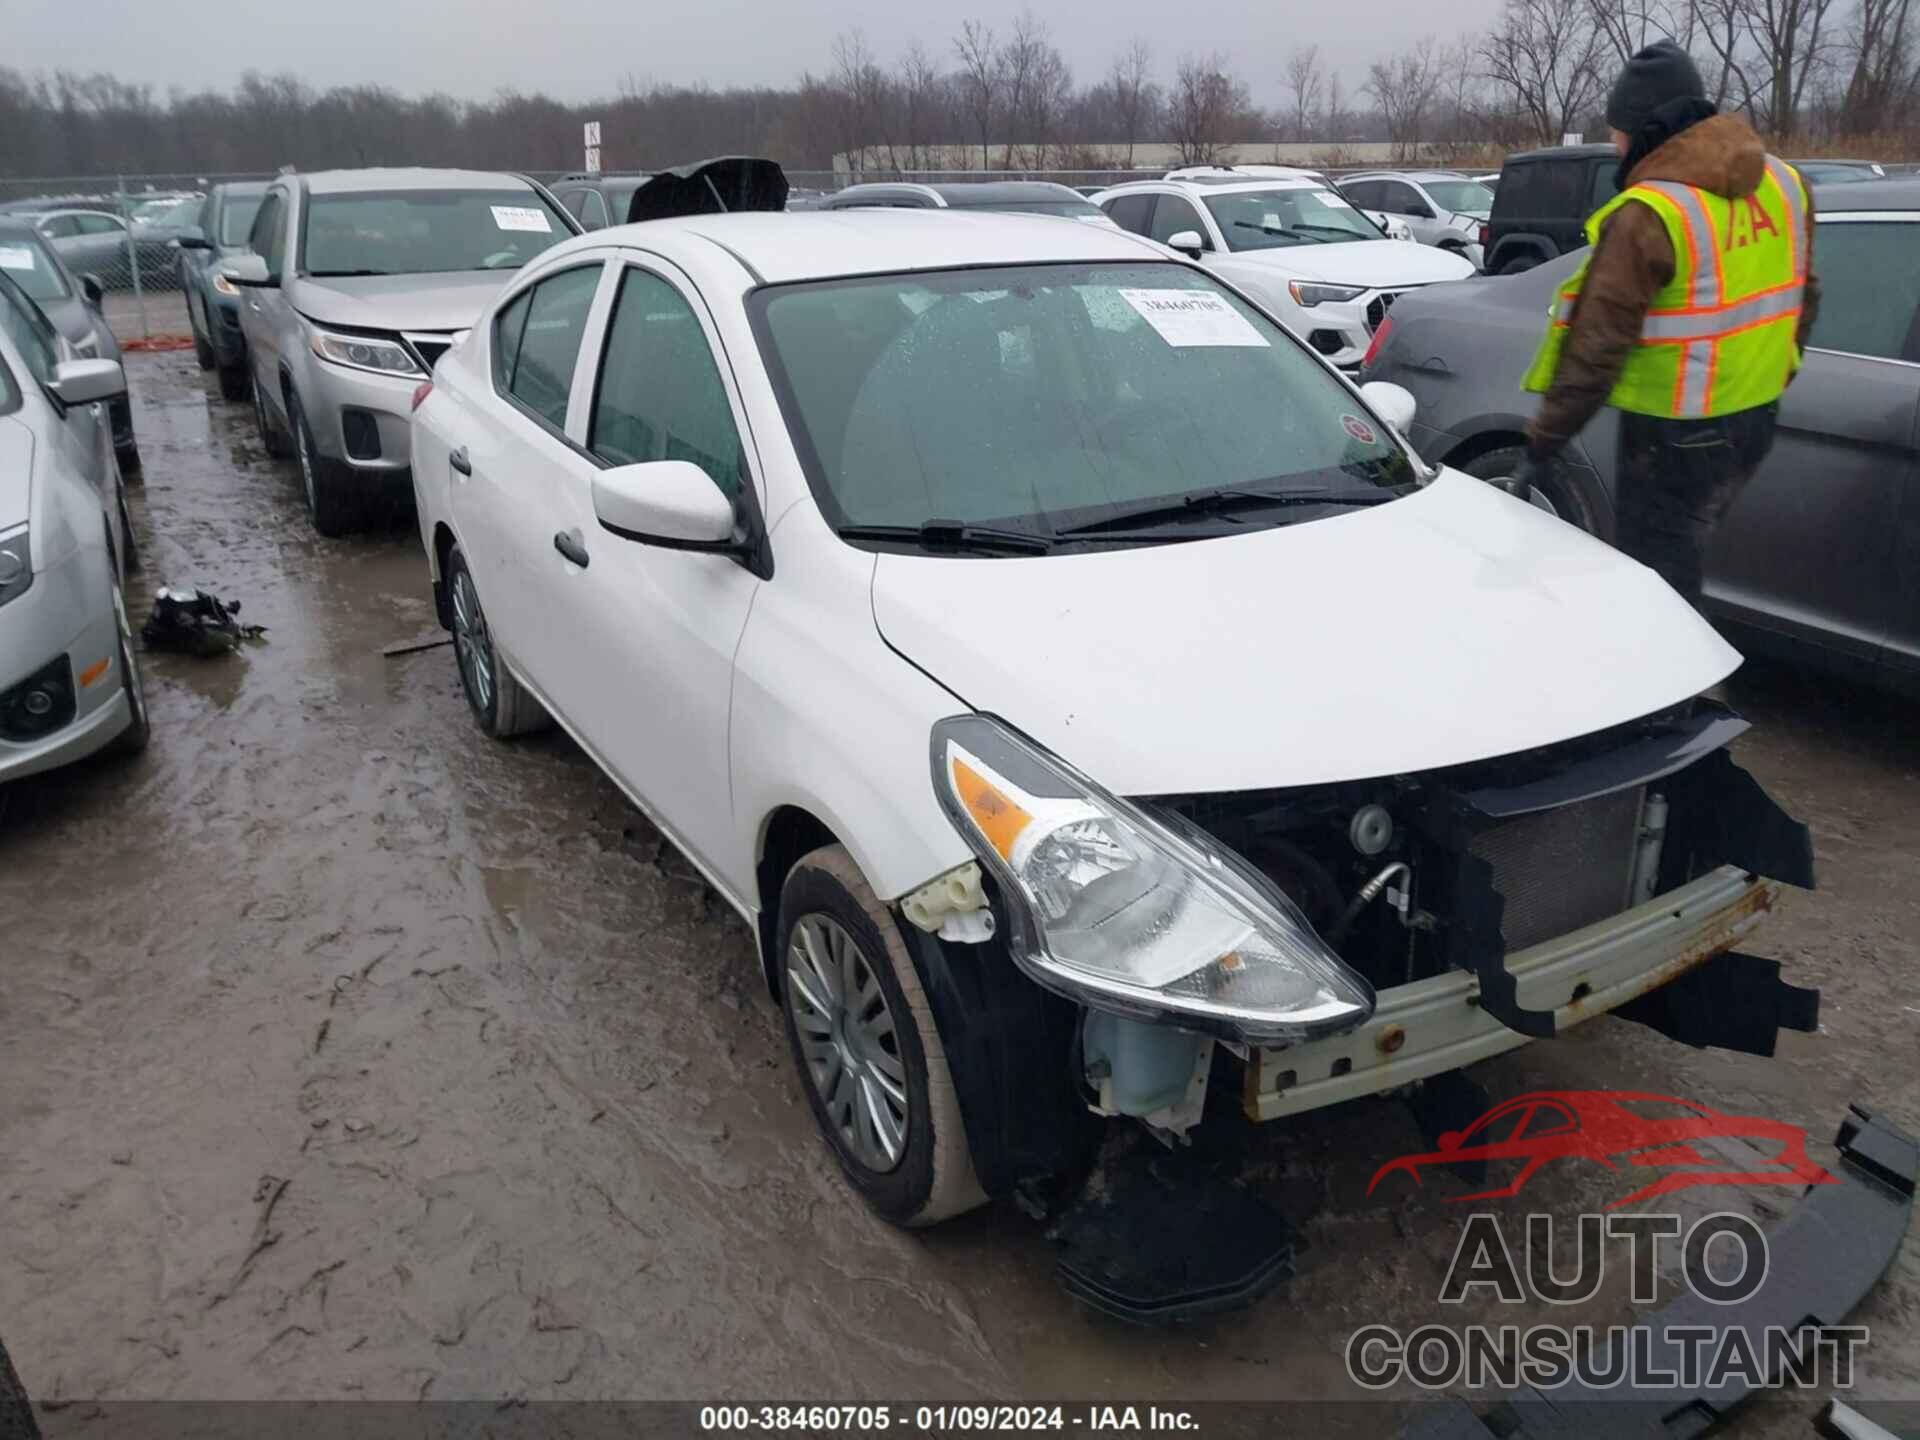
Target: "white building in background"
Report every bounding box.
[829,141,1468,177]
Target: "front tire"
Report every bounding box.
[1498,254,1541,275]
[253,373,292,458]
[445,545,550,738]
[107,577,150,757]
[217,361,249,402]
[1462,445,1606,536]
[289,389,358,537]
[777,844,985,1228]
[190,298,214,370]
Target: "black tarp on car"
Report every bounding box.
[623,157,789,223]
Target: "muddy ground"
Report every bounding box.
[2,351,1915,1434]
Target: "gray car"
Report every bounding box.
[176,182,268,400]
[0,269,147,781]
[1338,170,1493,265]
[1361,178,1920,694]
[222,168,580,535]
[0,219,139,473]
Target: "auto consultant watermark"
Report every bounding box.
[1348,1091,1869,1394]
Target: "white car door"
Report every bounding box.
[469,251,765,888]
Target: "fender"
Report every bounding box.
[1486,232,1559,271]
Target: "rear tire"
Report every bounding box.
[777,844,985,1228]
[217,362,249,402]
[1498,254,1541,275]
[1462,445,1604,535]
[290,389,359,537]
[445,545,550,738]
[191,301,214,370]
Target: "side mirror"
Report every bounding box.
[49,358,127,406]
[1164,229,1206,258]
[219,253,272,288]
[592,460,739,550]
[80,274,105,307]
[1359,381,1417,434]
[176,228,210,250]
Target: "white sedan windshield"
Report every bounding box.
[753,262,1412,545]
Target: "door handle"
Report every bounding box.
[553,529,590,568]
[449,446,471,476]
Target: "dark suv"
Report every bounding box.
[549,173,652,231]
[1483,144,1618,274]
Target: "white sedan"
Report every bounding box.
[0,271,147,782]
[411,209,1812,1230]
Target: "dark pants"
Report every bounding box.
[1613,405,1776,606]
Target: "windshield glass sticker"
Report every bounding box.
[1316,191,1355,209]
[0,246,36,272]
[1342,414,1377,445]
[1118,288,1269,348]
[490,206,553,234]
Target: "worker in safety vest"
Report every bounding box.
[1516,41,1820,607]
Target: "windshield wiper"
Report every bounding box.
[308,268,392,277]
[1231,220,1330,244]
[1053,487,1397,538]
[838,520,1055,555]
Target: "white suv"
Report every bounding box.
[1092,176,1473,369]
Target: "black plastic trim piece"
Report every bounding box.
[1614,949,1819,1057]
[1460,707,1749,819]
[1400,1104,1918,1440]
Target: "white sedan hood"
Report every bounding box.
[0,418,31,532]
[871,471,1740,796]
[1221,240,1474,287]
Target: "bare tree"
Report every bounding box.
[1285,46,1325,141]
[952,20,1000,168]
[1835,0,1915,130]
[1589,0,1697,65]
[1169,53,1255,164]
[1481,0,1606,143]
[828,30,886,175]
[1000,11,1072,166]
[1322,72,1348,137]
[894,43,941,171]
[1744,0,1841,136]
[1109,39,1160,167]
[1365,37,1445,155]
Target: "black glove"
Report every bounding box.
[1506,451,1554,499]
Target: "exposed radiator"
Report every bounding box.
[1470,787,1644,952]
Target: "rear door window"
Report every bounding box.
[499,264,602,430]
[1807,220,1920,360]
[1148,194,1208,247]
[1103,193,1155,235]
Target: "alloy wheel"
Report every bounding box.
[785,913,910,1173]
[449,566,494,715]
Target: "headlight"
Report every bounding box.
[307,326,422,378]
[1288,281,1366,308]
[931,716,1374,1044]
[0,527,32,609]
[212,271,239,297]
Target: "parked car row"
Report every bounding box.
[0,267,147,785]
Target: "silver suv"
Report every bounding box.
[223,168,579,535]
[1336,171,1494,266]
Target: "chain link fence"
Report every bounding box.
[0,173,274,343]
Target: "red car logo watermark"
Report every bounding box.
[1368,1090,1838,1209]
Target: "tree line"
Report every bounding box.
[1,0,1913,185]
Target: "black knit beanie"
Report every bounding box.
[1605,40,1707,135]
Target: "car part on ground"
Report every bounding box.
[140,586,265,656]
[1403,1104,1917,1438]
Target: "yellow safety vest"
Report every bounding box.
[1523,157,1809,418]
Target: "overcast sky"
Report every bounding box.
[10,0,1505,109]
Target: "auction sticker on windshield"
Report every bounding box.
[1119,289,1269,348]
[1314,192,1356,209]
[0,247,35,272]
[490,206,553,233]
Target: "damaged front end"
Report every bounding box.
[1153,696,1818,1127]
[921,699,1818,1148]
